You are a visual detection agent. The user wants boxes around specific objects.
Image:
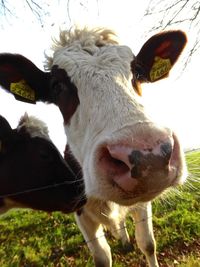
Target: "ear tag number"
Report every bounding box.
[10,80,35,101]
[150,57,171,82]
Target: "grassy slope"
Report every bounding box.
[0,151,199,267]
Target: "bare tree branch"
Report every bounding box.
[0,0,13,17]
[0,0,50,27]
[25,0,43,26]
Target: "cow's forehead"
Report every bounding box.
[52,45,134,84]
[53,44,133,63]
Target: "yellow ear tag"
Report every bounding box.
[10,80,35,101]
[150,57,171,82]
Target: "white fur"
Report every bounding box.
[17,112,50,140]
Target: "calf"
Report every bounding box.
[0,27,187,266]
[0,113,85,214]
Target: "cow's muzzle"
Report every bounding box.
[96,124,186,199]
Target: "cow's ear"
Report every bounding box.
[0,115,12,139]
[0,53,51,104]
[131,30,187,95]
[0,115,12,154]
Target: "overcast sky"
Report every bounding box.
[0,0,200,152]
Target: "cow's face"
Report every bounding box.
[0,28,187,205]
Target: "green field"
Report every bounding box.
[0,151,199,267]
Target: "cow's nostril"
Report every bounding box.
[106,145,133,169]
[100,146,130,176]
[160,142,172,163]
[98,145,139,192]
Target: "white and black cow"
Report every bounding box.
[0,113,85,214]
[0,27,187,266]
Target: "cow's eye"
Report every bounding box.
[50,81,64,102]
[55,82,62,94]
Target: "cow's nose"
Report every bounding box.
[107,140,173,179]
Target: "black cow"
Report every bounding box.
[0,113,86,214]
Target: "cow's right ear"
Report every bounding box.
[0,53,51,104]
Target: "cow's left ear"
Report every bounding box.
[131,30,187,95]
[0,115,12,154]
[0,115,12,139]
[0,53,51,104]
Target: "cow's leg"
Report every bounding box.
[75,209,112,267]
[131,202,159,267]
[107,217,132,252]
[102,205,131,250]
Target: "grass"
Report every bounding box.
[0,151,199,266]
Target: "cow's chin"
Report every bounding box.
[86,143,187,206]
[86,171,186,206]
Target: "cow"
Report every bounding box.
[0,113,85,214]
[0,27,187,266]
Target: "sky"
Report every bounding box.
[0,0,200,152]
